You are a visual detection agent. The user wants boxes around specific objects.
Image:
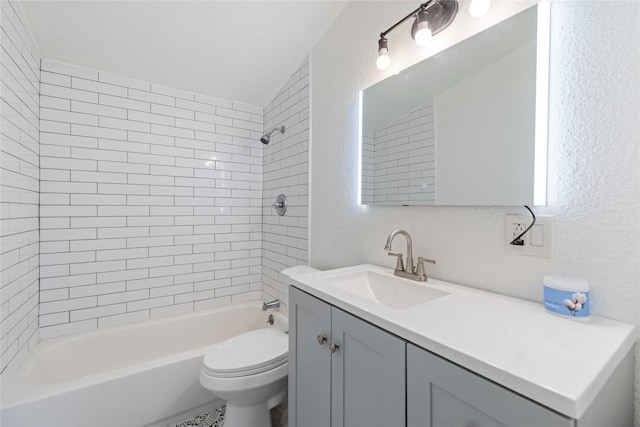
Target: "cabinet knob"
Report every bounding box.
[317,334,327,345]
[329,342,340,353]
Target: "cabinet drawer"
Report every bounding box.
[407,344,573,427]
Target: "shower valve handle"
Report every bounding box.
[271,194,287,216]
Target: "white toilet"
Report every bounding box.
[199,327,289,427]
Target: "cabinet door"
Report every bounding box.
[407,344,572,427]
[289,287,332,427]
[331,308,406,427]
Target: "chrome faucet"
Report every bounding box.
[385,229,414,275]
[262,299,280,311]
[384,229,435,282]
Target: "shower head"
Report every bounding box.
[260,125,285,145]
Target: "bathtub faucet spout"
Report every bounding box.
[262,299,280,311]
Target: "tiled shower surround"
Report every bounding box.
[0,0,310,386]
[0,1,41,388]
[38,60,267,337]
[261,58,309,313]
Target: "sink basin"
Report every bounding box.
[320,270,449,309]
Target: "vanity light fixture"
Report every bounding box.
[376,0,492,70]
[376,0,459,70]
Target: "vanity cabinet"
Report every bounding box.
[289,286,405,427]
[288,265,635,427]
[406,344,572,427]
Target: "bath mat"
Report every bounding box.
[175,406,225,427]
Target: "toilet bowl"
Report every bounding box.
[199,327,288,427]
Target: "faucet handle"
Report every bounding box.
[416,257,436,280]
[388,252,405,272]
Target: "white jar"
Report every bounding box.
[543,275,590,319]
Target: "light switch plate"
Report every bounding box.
[505,214,553,257]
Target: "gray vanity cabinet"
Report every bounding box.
[406,344,573,427]
[289,286,332,427]
[289,286,406,427]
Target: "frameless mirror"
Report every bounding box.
[360,4,549,206]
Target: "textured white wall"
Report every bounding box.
[310,1,639,424]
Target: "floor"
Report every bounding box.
[176,401,288,427]
[175,407,225,427]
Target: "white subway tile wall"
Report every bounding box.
[261,57,309,314]
[38,59,265,338]
[367,102,436,205]
[0,0,41,388]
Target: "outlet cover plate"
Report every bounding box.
[505,214,553,257]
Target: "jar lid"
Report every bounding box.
[544,275,589,291]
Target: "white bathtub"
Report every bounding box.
[1,301,288,427]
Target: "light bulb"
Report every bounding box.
[469,0,490,18]
[414,26,432,46]
[376,37,390,70]
[376,52,390,70]
[412,10,433,47]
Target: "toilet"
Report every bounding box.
[199,327,289,427]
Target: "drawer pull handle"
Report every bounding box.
[317,335,327,345]
[329,342,340,353]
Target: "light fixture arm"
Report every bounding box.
[380,0,441,39]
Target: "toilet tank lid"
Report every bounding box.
[203,328,288,373]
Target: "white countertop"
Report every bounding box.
[287,264,636,420]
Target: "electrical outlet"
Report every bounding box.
[511,223,527,245]
[505,214,554,257]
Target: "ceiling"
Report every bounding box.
[19,1,347,107]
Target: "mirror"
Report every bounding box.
[360,5,548,206]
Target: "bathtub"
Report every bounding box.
[1,301,288,427]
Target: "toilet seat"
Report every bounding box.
[202,328,288,378]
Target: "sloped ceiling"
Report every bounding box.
[19,1,347,107]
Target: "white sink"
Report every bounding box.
[320,270,449,309]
